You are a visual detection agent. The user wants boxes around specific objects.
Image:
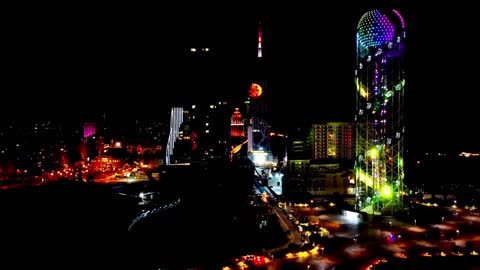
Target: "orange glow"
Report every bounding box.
[459,152,479,157]
[231,140,248,155]
[249,83,263,98]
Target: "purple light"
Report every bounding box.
[357,10,397,49]
[392,9,405,28]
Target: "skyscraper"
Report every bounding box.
[354,9,406,215]
[245,22,273,166]
[165,107,184,165]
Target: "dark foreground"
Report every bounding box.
[0,165,286,270]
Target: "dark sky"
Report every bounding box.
[4,1,479,153]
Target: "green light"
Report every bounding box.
[381,185,392,198]
[369,147,379,159]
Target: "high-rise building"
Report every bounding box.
[245,22,273,166]
[197,101,232,160]
[230,108,245,138]
[165,107,184,165]
[312,122,355,160]
[134,119,168,147]
[165,101,233,164]
[83,122,96,139]
[230,107,247,159]
[354,9,406,215]
[245,81,270,151]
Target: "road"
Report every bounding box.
[265,206,304,253]
[242,202,480,270]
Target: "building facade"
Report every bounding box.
[286,160,355,200]
[312,122,355,160]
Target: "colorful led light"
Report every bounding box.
[358,10,396,49]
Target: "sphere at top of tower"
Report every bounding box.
[357,9,405,50]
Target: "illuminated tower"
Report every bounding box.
[245,21,272,166]
[354,9,406,215]
[230,108,247,159]
[231,108,245,138]
[246,82,269,152]
[257,22,262,58]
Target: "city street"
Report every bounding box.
[247,201,480,270]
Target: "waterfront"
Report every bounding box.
[0,163,284,270]
[0,154,478,269]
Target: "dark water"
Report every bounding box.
[0,164,283,270]
[0,183,242,269]
[0,182,134,269]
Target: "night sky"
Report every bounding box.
[4,1,479,153]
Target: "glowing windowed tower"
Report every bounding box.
[354,9,406,215]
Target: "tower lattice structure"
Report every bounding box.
[354,9,406,215]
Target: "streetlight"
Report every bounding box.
[456,229,460,237]
[414,219,417,226]
[321,247,325,256]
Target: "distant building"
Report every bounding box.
[286,159,355,199]
[134,119,168,147]
[83,122,96,138]
[0,120,67,174]
[306,163,354,197]
[89,155,126,173]
[230,108,245,138]
[312,122,355,160]
[269,131,288,167]
[284,122,356,200]
[165,107,184,165]
[165,101,233,164]
[288,126,312,160]
[230,107,248,159]
[79,138,88,162]
[288,123,355,162]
